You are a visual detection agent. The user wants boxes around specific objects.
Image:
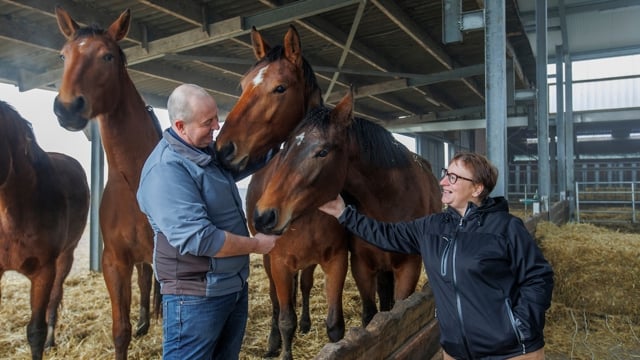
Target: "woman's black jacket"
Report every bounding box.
[337,196,554,359]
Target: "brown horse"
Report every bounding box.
[216,26,350,360]
[253,89,443,324]
[52,7,161,360]
[0,101,90,360]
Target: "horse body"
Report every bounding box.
[0,101,90,360]
[253,91,443,326]
[52,7,160,359]
[216,26,349,360]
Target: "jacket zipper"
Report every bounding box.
[453,215,473,358]
[505,298,526,354]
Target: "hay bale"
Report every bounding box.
[537,222,640,359]
[537,221,640,318]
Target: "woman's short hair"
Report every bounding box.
[450,151,498,199]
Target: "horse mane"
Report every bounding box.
[0,100,50,174]
[291,106,412,169]
[74,25,128,66]
[249,45,323,107]
[0,101,39,150]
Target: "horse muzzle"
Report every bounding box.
[53,95,90,131]
[215,143,250,172]
[253,207,288,235]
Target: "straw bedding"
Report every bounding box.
[1,219,638,359]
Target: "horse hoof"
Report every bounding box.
[299,321,311,333]
[134,322,150,338]
[300,315,311,334]
[263,349,281,358]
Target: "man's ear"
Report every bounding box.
[175,120,185,132]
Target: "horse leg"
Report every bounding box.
[134,262,153,337]
[393,258,422,301]
[45,248,75,348]
[298,264,316,333]
[0,270,4,305]
[27,264,56,360]
[320,253,348,342]
[102,250,134,360]
[350,252,378,327]
[376,270,395,311]
[272,264,298,360]
[263,254,282,357]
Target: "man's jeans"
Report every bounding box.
[162,283,248,360]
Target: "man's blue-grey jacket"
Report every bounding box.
[137,129,267,297]
[337,196,554,359]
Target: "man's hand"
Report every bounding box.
[252,233,279,254]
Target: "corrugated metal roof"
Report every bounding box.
[0,0,637,156]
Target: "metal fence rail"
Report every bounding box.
[575,181,638,223]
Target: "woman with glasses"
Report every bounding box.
[319,151,553,360]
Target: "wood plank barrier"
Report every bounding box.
[315,285,441,360]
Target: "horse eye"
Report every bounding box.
[59,54,65,61]
[274,85,286,94]
[103,53,114,62]
[316,148,329,158]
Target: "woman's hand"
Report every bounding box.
[318,194,346,218]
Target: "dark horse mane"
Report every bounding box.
[0,101,42,159]
[246,45,324,108]
[0,101,62,211]
[289,106,412,169]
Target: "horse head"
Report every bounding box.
[53,7,131,131]
[253,88,354,234]
[215,25,323,172]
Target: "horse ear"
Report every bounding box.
[251,26,271,60]
[332,86,354,128]
[107,9,131,42]
[283,25,302,67]
[55,6,79,39]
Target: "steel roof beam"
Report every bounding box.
[19,0,361,90]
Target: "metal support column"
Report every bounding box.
[555,45,566,199]
[485,0,508,198]
[89,121,104,272]
[536,0,550,212]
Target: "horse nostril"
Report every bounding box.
[217,142,236,164]
[253,208,278,234]
[71,96,85,114]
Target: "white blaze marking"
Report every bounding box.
[252,66,269,87]
[295,132,305,146]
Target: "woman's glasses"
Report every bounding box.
[441,168,474,184]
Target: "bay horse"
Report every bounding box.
[52,7,161,359]
[0,101,90,360]
[253,89,443,324]
[216,26,350,360]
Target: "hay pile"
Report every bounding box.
[2,221,640,359]
[537,221,640,358]
[0,253,373,360]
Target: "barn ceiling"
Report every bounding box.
[0,0,638,157]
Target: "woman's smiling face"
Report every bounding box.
[440,159,483,215]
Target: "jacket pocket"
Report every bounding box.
[440,236,451,277]
[505,298,524,345]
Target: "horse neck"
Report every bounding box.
[96,75,159,188]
